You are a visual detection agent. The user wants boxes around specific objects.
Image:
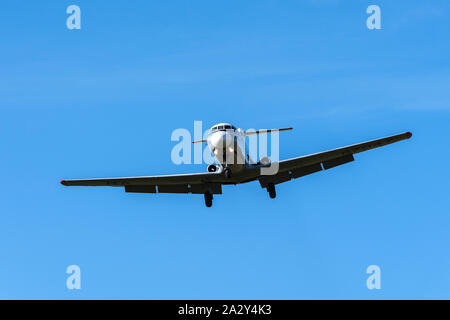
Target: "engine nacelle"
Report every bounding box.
[259,156,271,165]
[207,164,219,172]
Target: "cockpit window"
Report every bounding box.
[210,125,235,132]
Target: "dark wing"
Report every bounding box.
[259,131,412,187]
[61,172,224,194]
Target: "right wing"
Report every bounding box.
[259,131,412,187]
[61,172,224,194]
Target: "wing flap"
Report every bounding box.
[125,185,157,193]
[190,183,222,194]
[291,163,323,178]
[322,154,354,170]
[157,185,189,193]
[124,183,222,194]
[259,163,323,187]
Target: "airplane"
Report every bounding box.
[60,123,412,207]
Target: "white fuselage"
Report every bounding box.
[206,123,247,172]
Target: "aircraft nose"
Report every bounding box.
[210,131,233,149]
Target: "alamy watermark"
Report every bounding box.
[66,5,81,30]
[366,5,381,30]
[366,265,381,290]
[66,265,81,290]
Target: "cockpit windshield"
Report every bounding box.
[210,124,236,133]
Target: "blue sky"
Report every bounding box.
[1,0,449,299]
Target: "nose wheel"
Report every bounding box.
[204,192,213,207]
[267,183,276,199]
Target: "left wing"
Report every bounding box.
[61,172,224,194]
[259,131,412,187]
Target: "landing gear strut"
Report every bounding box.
[267,183,276,199]
[224,167,232,179]
[204,192,213,207]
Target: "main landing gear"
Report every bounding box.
[267,183,276,199]
[224,167,232,179]
[204,192,213,207]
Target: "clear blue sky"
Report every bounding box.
[1,0,449,299]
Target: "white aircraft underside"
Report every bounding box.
[61,123,412,207]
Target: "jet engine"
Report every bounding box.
[259,156,271,165]
[207,164,219,172]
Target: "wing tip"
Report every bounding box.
[60,180,68,186]
[405,131,412,139]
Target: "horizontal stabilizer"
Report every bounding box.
[192,139,207,144]
[244,127,293,136]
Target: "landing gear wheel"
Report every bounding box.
[204,192,213,207]
[267,183,276,199]
[224,168,232,179]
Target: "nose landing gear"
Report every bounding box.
[267,183,276,199]
[204,192,213,207]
